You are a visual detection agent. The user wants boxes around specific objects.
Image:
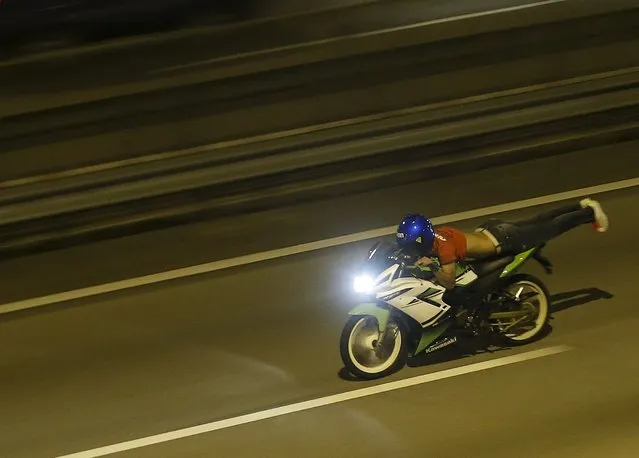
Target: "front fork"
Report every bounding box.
[376,324,400,350]
[348,302,394,349]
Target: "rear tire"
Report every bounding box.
[340,315,408,380]
[492,274,550,345]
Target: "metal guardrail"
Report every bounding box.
[0,68,637,254]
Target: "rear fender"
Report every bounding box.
[348,302,390,332]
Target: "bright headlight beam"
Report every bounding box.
[353,275,374,293]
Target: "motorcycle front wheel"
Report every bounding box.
[340,315,408,380]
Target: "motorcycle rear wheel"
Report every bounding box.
[490,274,550,345]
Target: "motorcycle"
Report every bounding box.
[339,240,554,380]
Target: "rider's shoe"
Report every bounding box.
[580,198,609,233]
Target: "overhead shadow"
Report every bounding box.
[551,288,614,313]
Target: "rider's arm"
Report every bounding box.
[416,257,456,290]
[428,262,456,290]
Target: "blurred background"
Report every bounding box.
[1,1,638,458]
[0,0,381,55]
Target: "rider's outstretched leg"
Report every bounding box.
[514,198,608,247]
[481,199,609,254]
[514,202,582,225]
[516,198,608,234]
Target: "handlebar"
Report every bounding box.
[389,250,418,265]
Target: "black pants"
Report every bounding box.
[477,203,595,255]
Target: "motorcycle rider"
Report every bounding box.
[395,198,609,304]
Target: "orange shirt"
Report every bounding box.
[432,226,467,265]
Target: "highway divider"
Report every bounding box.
[0,68,637,255]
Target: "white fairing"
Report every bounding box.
[367,264,478,328]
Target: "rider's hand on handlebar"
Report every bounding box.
[415,256,435,266]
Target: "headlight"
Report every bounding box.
[353,274,374,293]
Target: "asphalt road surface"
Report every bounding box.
[0,145,638,457]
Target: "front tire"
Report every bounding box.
[491,274,550,345]
[340,315,408,380]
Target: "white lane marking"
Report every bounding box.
[56,345,572,458]
[0,177,637,315]
[158,0,567,73]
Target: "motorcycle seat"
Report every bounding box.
[468,256,514,277]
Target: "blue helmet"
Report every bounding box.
[396,214,435,251]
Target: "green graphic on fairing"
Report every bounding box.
[417,287,440,301]
[455,263,471,278]
[500,248,537,277]
[348,302,390,332]
[414,320,452,354]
